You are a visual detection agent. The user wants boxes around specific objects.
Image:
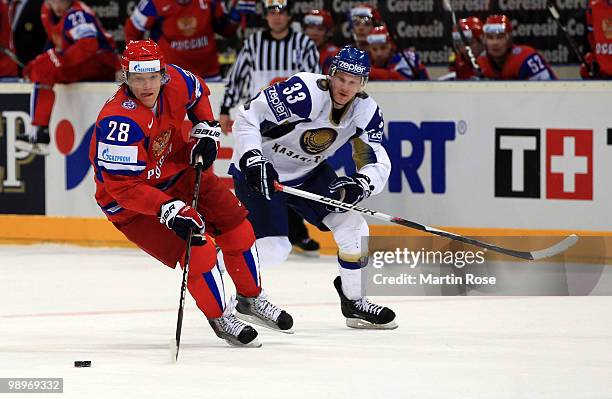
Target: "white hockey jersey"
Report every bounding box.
[231,72,391,195]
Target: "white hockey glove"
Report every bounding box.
[159,199,206,245]
[189,120,222,169]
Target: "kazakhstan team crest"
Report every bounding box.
[300,128,338,155]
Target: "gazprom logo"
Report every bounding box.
[97,143,138,164]
[129,60,161,73]
[338,60,366,74]
[101,148,132,163]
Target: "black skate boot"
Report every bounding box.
[333,276,398,329]
[15,126,50,156]
[209,298,261,347]
[236,290,294,334]
[291,237,320,258]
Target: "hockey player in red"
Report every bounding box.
[0,0,18,78]
[124,0,255,81]
[349,3,381,50]
[303,9,338,74]
[16,0,119,155]
[477,14,556,80]
[90,40,293,347]
[366,25,428,81]
[447,17,483,80]
[581,0,612,79]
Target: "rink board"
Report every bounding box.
[1,81,611,254]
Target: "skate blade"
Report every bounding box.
[226,336,262,348]
[346,318,399,330]
[291,246,320,258]
[236,312,295,334]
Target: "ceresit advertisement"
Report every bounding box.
[1,81,611,231]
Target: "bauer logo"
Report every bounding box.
[494,128,592,200]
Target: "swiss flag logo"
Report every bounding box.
[546,129,592,200]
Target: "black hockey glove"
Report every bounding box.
[189,120,222,169]
[327,173,374,213]
[159,199,206,245]
[239,149,279,200]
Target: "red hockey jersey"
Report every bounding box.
[0,0,17,77]
[319,42,339,75]
[586,0,612,77]
[40,1,118,72]
[478,45,556,80]
[124,0,239,80]
[90,64,214,224]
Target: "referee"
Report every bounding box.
[220,0,322,257]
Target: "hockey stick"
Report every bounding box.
[274,182,579,261]
[0,45,24,68]
[442,0,482,76]
[546,1,589,67]
[170,155,204,363]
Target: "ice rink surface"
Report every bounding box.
[1,244,612,399]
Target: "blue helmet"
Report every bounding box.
[329,45,371,84]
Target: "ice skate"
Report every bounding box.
[333,277,398,330]
[209,297,261,347]
[236,290,294,334]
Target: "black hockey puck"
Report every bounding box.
[74,361,91,368]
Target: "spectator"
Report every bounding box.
[8,0,47,71]
[448,17,483,80]
[124,0,255,81]
[478,14,556,80]
[349,3,380,51]
[15,0,119,155]
[367,25,428,81]
[303,9,338,74]
[581,0,612,79]
[0,0,18,77]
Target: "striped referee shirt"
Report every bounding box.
[220,28,320,114]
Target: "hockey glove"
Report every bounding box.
[189,120,222,169]
[327,173,374,213]
[239,149,279,200]
[159,199,206,245]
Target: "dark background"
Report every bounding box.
[84,0,588,67]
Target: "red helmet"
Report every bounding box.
[366,25,392,45]
[350,3,381,25]
[453,17,483,41]
[121,40,166,74]
[303,9,334,30]
[483,14,512,34]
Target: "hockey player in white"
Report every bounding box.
[230,46,397,329]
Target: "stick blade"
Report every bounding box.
[169,338,178,364]
[442,0,452,11]
[530,234,579,260]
